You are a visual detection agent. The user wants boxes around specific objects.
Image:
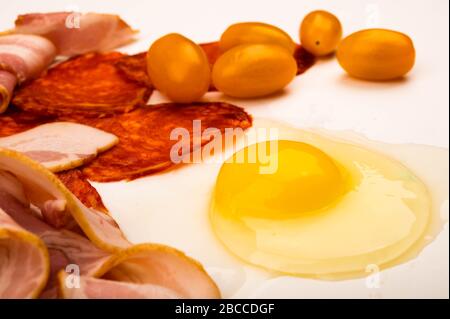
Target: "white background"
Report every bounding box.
[1,0,448,298]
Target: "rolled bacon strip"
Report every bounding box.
[0,34,56,113]
[0,34,56,83]
[14,12,137,56]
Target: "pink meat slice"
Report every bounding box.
[59,274,182,299]
[0,34,56,113]
[0,149,221,299]
[0,188,49,299]
[0,34,56,82]
[14,12,137,56]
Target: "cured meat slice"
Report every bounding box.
[12,52,152,117]
[0,148,221,299]
[0,122,118,172]
[294,45,316,75]
[59,102,252,182]
[99,243,221,299]
[0,117,110,222]
[0,207,49,298]
[115,52,150,87]
[0,34,57,113]
[57,170,107,213]
[0,34,57,83]
[14,12,137,56]
[115,42,315,90]
[0,107,50,137]
[0,111,109,217]
[1,102,251,182]
[0,148,130,251]
[201,42,222,66]
[58,274,181,299]
[57,244,221,299]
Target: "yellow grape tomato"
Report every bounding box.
[220,22,296,54]
[337,29,415,81]
[300,10,342,56]
[147,33,210,103]
[212,44,297,98]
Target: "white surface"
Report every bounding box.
[2,0,449,298]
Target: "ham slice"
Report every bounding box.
[0,148,220,299]
[14,12,137,56]
[0,122,118,172]
[58,274,182,299]
[0,207,49,298]
[0,170,50,298]
[0,34,56,113]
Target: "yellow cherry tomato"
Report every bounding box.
[147,33,210,103]
[212,44,297,98]
[220,22,296,54]
[300,10,342,56]
[337,29,415,81]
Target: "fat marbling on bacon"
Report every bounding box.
[0,34,56,113]
[14,12,137,56]
[0,122,119,173]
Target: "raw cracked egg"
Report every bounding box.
[210,122,434,279]
[96,119,447,297]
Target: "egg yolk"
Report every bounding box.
[214,140,346,219]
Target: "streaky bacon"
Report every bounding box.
[0,34,56,82]
[0,171,49,298]
[0,34,56,113]
[0,207,49,298]
[0,148,221,299]
[14,12,137,56]
[58,274,182,299]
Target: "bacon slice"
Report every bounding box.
[58,274,181,299]
[0,148,221,299]
[14,12,137,56]
[0,122,118,172]
[0,148,130,251]
[0,170,50,298]
[0,34,56,83]
[0,208,49,298]
[0,34,56,113]
[0,111,108,217]
[12,52,152,117]
[57,243,222,299]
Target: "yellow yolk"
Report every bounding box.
[210,135,432,279]
[214,141,347,219]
